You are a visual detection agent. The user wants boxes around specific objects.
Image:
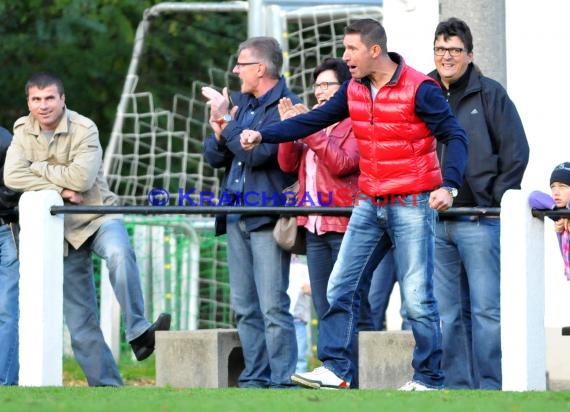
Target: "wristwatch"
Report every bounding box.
[442,186,458,198]
[217,113,232,124]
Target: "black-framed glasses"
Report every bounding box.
[433,47,464,57]
[313,81,340,91]
[235,61,260,68]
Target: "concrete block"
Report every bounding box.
[358,331,414,389]
[156,329,244,388]
[546,327,570,390]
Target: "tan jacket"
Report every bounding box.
[4,108,120,249]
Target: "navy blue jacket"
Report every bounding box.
[203,76,299,235]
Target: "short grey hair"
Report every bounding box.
[237,36,283,79]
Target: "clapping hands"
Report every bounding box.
[278,97,309,120]
[202,86,237,139]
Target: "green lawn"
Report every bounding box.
[1,387,569,412]
[63,354,155,386]
[0,355,567,411]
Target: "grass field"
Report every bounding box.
[1,386,570,412]
[0,355,569,411]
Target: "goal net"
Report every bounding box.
[103,1,383,334]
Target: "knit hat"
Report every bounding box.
[550,162,570,186]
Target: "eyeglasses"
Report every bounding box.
[433,47,465,57]
[313,81,340,91]
[235,61,260,68]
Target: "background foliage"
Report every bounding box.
[0,0,246,147]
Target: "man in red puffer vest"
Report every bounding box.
[240,18,468,391]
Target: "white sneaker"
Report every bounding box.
[291,366,350,389]
[399,380,438,391]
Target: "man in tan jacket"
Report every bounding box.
[4,72,170,386]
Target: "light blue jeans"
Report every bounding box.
[0,224,20,385]
[318,195,444,388]
[89,219,151,342]
[64,218,150,386]
[226,214,297,388]
[294,319,309,373]
[434,217,501,389]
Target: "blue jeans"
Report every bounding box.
[318,195,443,388]
[305,230,362,387]
[360,248,410,331]
[433,217,501,389]
[294,319,309,373]
[0,224,20,385]
[90,219,150,342]
[65,218,149,386]
[226,214,297,388]
[305,230,344,320]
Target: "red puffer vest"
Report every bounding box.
[347,62,442,196]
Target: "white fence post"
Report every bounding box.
[18,190,64,386]
[500,189,546,390]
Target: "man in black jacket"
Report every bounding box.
[0,126,21,385]
[429,17,529,390]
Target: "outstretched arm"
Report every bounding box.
[241,85,350,150]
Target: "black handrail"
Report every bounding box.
[531,209,570,219]
[49,205,501,217]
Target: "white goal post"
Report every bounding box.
[102,1,383,205]
[97,0,383,355]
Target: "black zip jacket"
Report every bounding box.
[0,127,21,220]
[428,64,529,207]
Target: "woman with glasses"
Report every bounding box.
[276,57,359,322]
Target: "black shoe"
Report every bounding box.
[130,313,171,361]
[562,326,570,336]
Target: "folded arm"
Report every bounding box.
[5,127,102,193]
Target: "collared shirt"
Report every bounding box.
[226,93,272,196]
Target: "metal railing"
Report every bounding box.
[49,205,501,217]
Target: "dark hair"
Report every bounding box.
[313,57,351,83]
[434,17,474,53]
[238,36,283,79]
[345,18,387,54]
[25,72,65,97]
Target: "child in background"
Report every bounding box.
[528,162,570,335]
[287,255,312,373]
